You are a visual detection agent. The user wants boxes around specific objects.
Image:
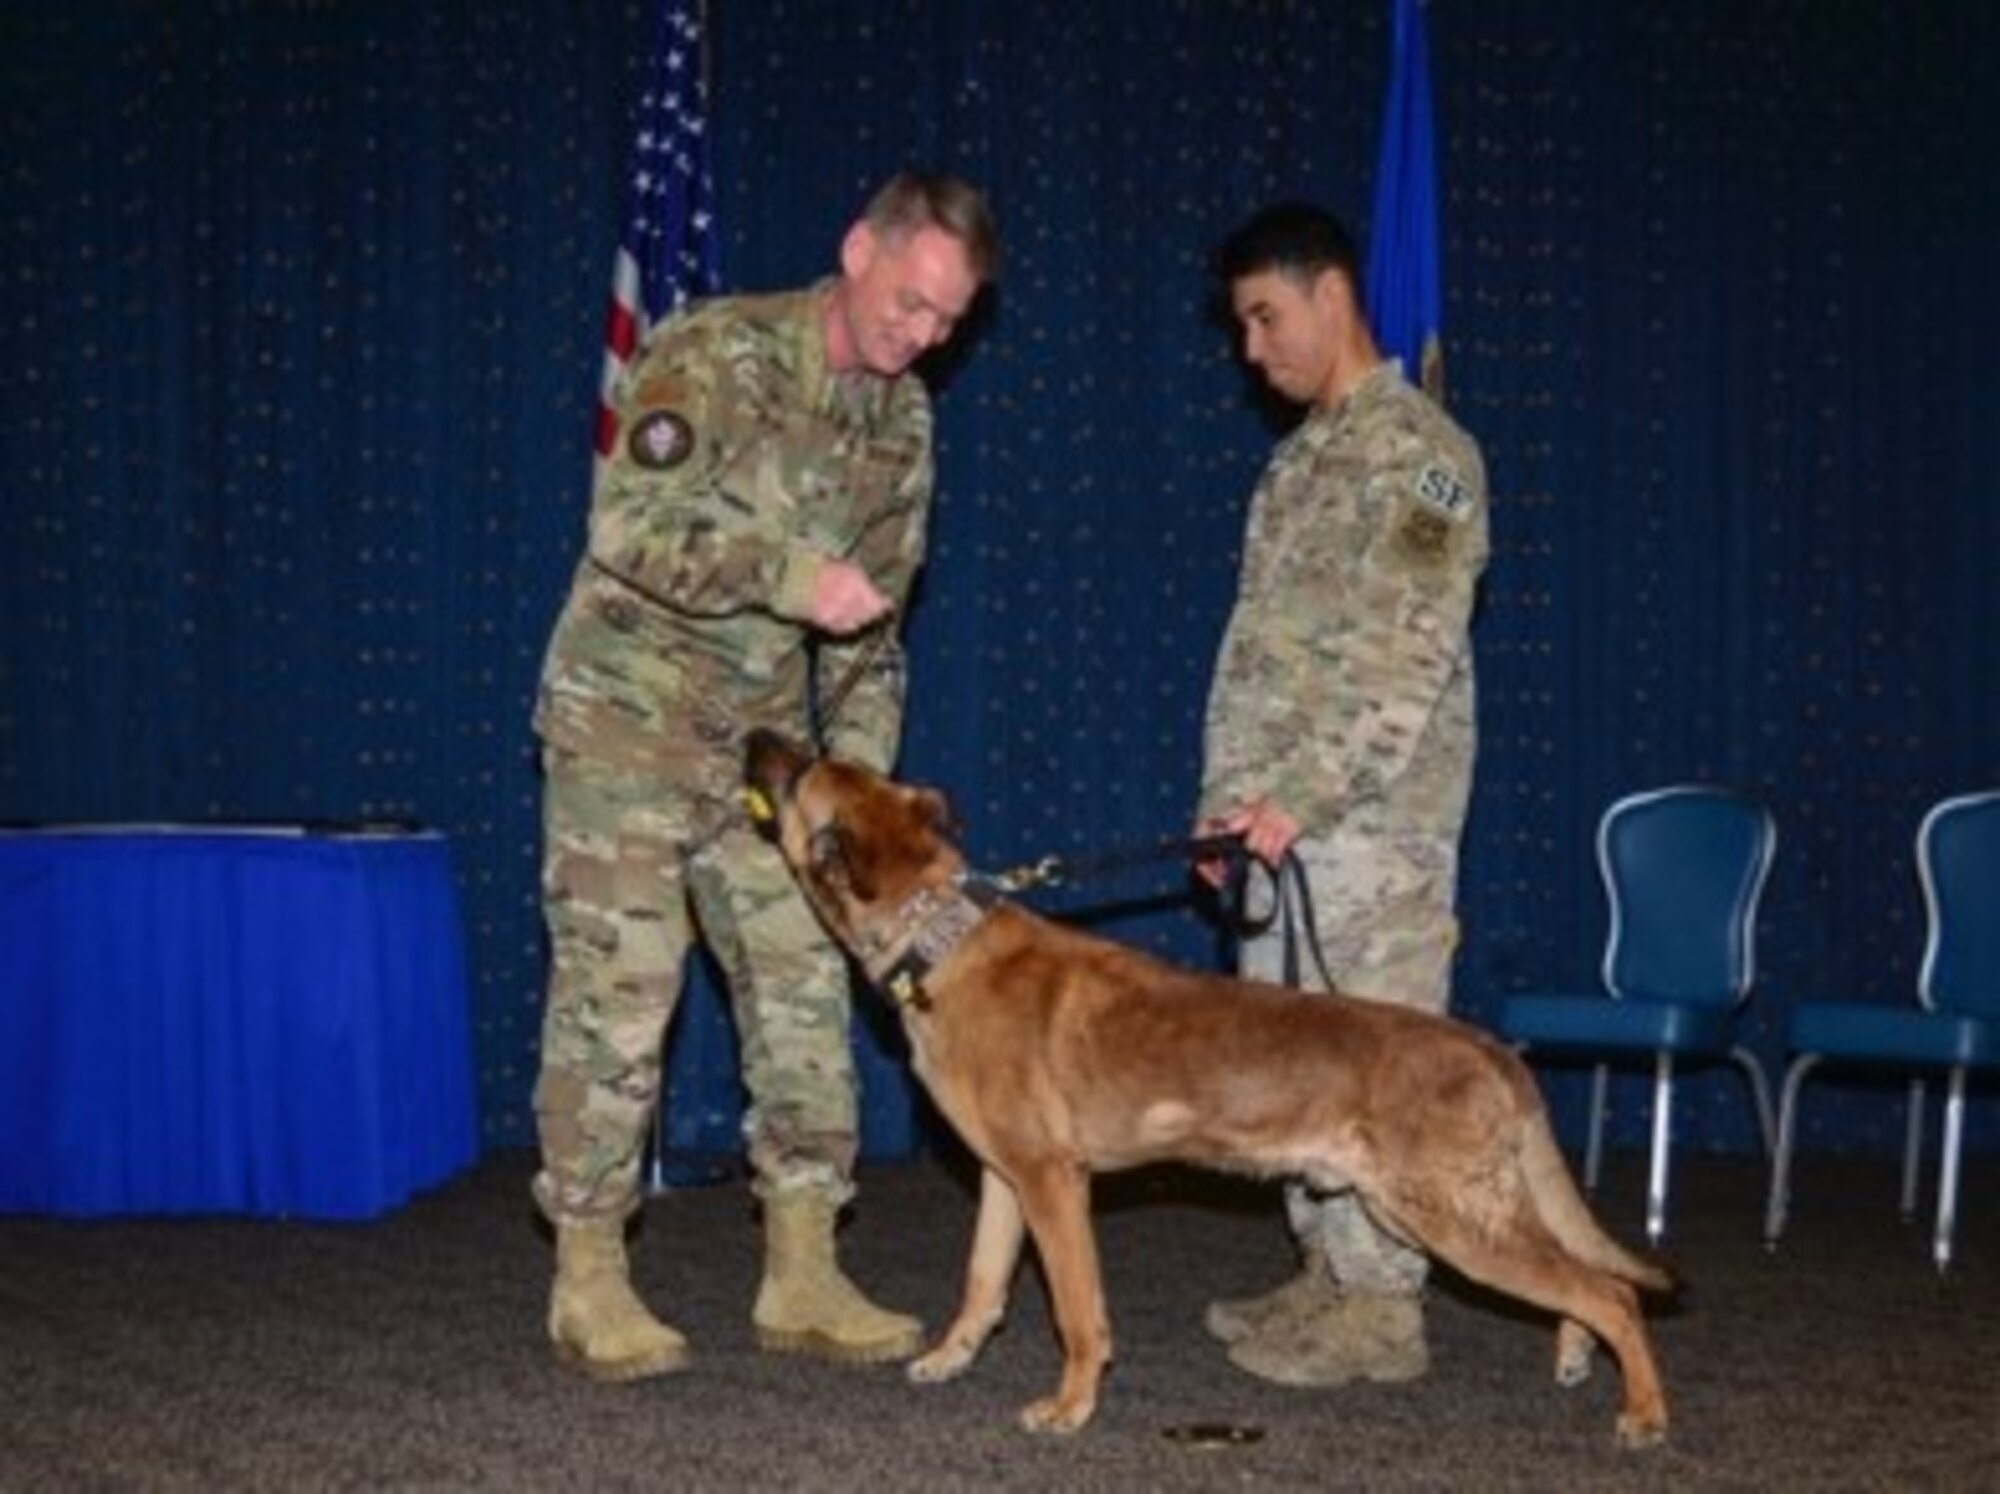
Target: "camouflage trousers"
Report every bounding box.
[1238,824,1461,1297]
[531,746,860,1227]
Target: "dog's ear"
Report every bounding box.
[808,821,844,881]
[914,787,960,841]
[807,819,877,902]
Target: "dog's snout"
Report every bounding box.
[744,729,810,784]
[743,730,816,837]
[744,728,804,836]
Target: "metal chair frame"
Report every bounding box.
[1503,786,1778,1245]
[1764,790,2000,1272]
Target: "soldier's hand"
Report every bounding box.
[1204,799,1301,874]
[1242,800,1303,867]
[809,559,892,636]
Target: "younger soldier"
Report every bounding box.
[532,173,999,1381]
[1195,202,1488,1387]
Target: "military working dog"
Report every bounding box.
[743,731,1674,1447]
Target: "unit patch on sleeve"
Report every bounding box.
[628,410,695,471]
[1396,507,1451,561]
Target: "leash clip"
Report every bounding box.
[994,854,1064,893]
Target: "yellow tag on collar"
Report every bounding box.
[743,786,777,826]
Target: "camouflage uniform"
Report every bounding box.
[1200,360,1488,1293]
[532,282,931,1226]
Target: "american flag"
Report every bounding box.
[595,0,722,458]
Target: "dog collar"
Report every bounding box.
[867,875,1004,1010]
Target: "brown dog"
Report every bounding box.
[743,731,1674,1448]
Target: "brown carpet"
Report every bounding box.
[1,1146,1993,1491]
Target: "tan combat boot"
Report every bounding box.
[1203,1247,1341,1344]
[1226,1290,1429,1387]
[752,1192,923,1363]
[549,1221,690,1382]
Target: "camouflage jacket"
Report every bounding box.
[534,282,933,824]
[1200,361,1489,841]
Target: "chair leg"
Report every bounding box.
[1900,1078,1926,1223]
[1729,1043,1777,1155]
[1645,1052,1675,1246]
[1584,1063,1608,1194]
[1764,1053,1820,1251]
[1934,1067,1967,1274]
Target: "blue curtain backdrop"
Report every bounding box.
[4,2,1995,1165]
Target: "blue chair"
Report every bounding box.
[1499,786,1778,1245]
[1763,790,2000,1272]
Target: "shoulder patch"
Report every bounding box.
[1396,507,1452,563]
[627,410,695,471]
[1414,462,1474,522]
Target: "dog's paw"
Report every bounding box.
[1555,1346,1594,1387]
[908,1340,977,1385]
[1019,1396,1093,1435]
[1554,1321,1595,1387]
[1615,1411,1668,1451]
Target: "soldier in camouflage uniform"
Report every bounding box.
[531,173,999,1382]
[1194,203,1488,1388]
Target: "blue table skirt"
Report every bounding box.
[0,829,479,1220]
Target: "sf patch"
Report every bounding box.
[1414,461,1474,521]
[1397,461,1473,564]
[627,409,695,471]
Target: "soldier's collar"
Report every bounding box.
[809,278,899,426]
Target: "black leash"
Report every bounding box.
[1268,848,1341,993]
[987,831,1251,894]
[987,834,1341,994]
[812,622,1335,989]
[812,613,896,747]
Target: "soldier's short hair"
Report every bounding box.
[1214,202,1363,304]
[861,171,1002,284]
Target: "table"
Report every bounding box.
[0,827,479,1220]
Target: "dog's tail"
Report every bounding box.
[1519,1110,1676,1294]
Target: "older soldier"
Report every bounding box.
[1195,202,1488,1387]
[532,172,999,1381]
